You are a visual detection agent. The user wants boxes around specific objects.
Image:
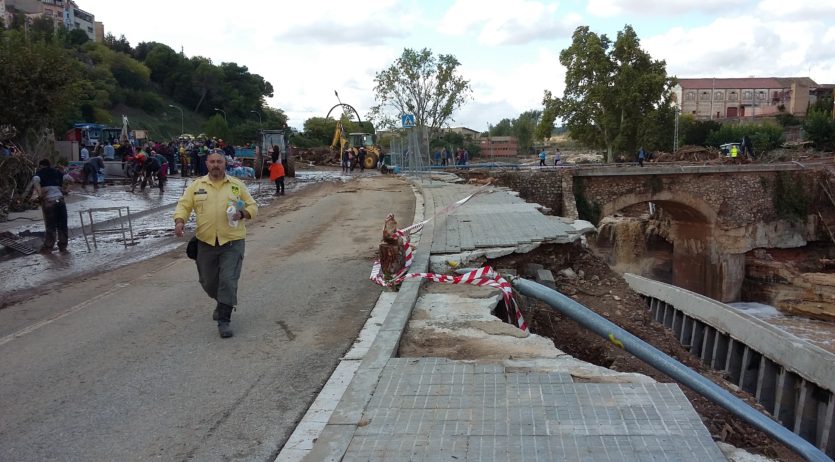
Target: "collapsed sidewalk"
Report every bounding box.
[280,175,758,462]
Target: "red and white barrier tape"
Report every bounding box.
[369,183,527,334]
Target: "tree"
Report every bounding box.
[0,31,82,140]
[370,48,471,133]
[489,119,513,136]
[803,110,835,150]
[204,114,230,141]
[191,57,221,113]
[103,33,132,54]
[541,25,674,162]
[512,110,540,154]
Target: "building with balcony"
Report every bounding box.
[68,1,95,41]
[673,77,816,120]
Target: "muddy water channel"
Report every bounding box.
[0,171,352,306]
[593,213,835,350]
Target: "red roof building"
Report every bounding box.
[673,77,816,119]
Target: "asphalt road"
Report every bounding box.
[0,175,415,461]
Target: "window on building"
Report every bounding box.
[685,91,695,102]
[756,90,766,101]
[700,91,710,101]
[742,90,753,101]
[714,91,724,101]
[728,91,738,101]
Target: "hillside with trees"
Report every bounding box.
[0,18,285,150]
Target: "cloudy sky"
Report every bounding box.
[81,0,835,131]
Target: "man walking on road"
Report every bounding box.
[173,151,258,338]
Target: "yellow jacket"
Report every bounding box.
[173,175,258,246]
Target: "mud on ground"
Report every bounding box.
[486,243,802,462]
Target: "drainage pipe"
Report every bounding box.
[511,277,831,462]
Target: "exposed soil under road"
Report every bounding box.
[487,243,803,462]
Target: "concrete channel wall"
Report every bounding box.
[624,274,835,457]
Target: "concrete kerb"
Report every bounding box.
[277,178,433,462]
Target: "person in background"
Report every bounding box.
[80,145,90,161]
[104,141,115,160]
[539,148,547,166]
[149,151,168,192]
[82,152,105,191]
[269,157,285,196]
[342,148,350,174]
[554,148,562,166]
[173,151,258,338]
[638,147,646,167]
[32,159,69,253]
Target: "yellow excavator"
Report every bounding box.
[331,120,382,170]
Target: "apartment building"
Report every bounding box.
[673,77,815,120]
[3,0,100,42]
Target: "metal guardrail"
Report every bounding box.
[510,277,832,462]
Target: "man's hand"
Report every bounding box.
[174,221,185,237]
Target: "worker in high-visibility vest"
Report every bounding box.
[730,144,739,163]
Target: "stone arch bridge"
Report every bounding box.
[487,162,833,302]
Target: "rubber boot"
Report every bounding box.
[217,303,234,338]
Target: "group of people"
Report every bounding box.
[341,146,369,173]
[431,147,469,167]
[538,148,562,166]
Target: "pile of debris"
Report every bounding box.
[652,145,722,163]
[0,153,38,221]
[293,148,337,166]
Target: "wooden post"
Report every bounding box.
[379,214,405,278]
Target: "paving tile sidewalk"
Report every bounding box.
[291,180,727,461]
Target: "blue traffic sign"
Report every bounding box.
[401,114,415,128]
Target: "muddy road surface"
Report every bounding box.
[0,175,415,461]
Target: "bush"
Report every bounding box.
[803,110,835,150]
[705,122,784,153]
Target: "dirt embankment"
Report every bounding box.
[488,243,803,462]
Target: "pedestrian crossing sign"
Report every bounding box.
[401,114,415,128]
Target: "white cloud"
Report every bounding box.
[438,0,580,45]
[756,0,835,21]
[587,0,748,17]
[643,16,835,84]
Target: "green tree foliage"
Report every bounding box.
[512,110,540,154]
[541,25,674,162]
[103,33,132,54]
[803,110,835,150]
[678,115,721,146]
[370,48,471,132]
[705,123,784,153]
[489,119,513,136]
[204,114,230,141]
[301,117,338,147]
[0,30,82,138]
[1,23,276,144]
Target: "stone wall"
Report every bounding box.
[481,171,565,216]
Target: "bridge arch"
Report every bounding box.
[600,190,718,225]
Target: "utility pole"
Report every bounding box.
[168,105,184,135]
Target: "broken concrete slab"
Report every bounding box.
[399,286,654,384]
[536,269,556,289]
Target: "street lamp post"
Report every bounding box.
[213,107,227,123]
[250,110,262,127]
[168,104,184,136]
